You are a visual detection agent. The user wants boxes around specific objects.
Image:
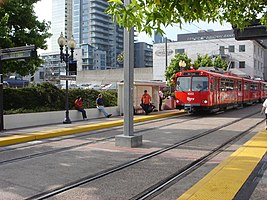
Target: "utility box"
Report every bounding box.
[118,80,167,115]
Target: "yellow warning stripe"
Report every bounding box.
[178,130,267,200]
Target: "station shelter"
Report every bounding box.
[117,80,167,115]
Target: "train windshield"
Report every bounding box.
[192,77,208,91]
[176,76,208,92]
[176,77,191,91]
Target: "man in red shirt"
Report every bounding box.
[141,90,152,115]
[74,96,88,120]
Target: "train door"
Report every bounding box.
[210,77,218,106]
[243,81,249,104]
[237,80,242,105]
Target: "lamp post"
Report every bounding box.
[179,60,186,72]
[58,32,76,124]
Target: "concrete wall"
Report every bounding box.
[76,67,153,84]
[4,106,119,130]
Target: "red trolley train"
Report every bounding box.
[174,68,267,113]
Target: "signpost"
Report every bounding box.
[0,45,37,131]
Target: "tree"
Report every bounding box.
[106,1,267,36]
[213,56,228,70]
[0,0,52,76]
[193,54,213,68]
[165,53,191,84]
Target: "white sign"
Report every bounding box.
[59,75,76,81]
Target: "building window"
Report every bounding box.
[175,49,185,54]
[228,45,235,52]
[239,45,245,52]
[219,46,225,55]
[230,61,235,68]
[39,72,44,79]
[239,61,245,68]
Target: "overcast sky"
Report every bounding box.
[34,0,231,51]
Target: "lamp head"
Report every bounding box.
[68,35,76,49]
[57,32,66,47]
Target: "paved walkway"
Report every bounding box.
[0,110,183,147]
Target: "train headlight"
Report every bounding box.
[202,100,208,104]
[176,99,180,103]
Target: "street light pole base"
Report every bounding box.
[63,118,72,124]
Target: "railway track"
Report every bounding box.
[0,115,194,166]
[25,111,262,200]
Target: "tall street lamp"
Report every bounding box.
[58,32,76,124]
[179,60,186,72]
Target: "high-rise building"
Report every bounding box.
[154,31,164,44]
[72,0,123,70]
[51,0,73,52]
[134,42,153,68]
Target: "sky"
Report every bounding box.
[34,0,231,51]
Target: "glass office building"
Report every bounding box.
[73,0,123,70]
[51,0,73,52]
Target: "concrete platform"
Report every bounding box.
[0,110,183,147]
[178,130,267,200]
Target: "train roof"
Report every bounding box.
[176,69,265,83]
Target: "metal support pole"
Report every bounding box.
[165,37,168,69]
[123,25,134,136]
[115,0,142,147]
[0,59,3,131]
[63,46,71,124]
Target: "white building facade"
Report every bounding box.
[153,30,265,81]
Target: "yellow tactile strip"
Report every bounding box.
[178,130,267,200]
[0,111,185,147]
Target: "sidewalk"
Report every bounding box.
[0,110,184,147]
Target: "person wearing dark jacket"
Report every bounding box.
[74,96,88,120]
[96,94,112,118]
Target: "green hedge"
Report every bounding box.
[4,82,117,114]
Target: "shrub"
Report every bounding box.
[4,83,118,114]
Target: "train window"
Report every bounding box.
[244,82,249,91]
[192,77,208,91]
[226,80,234,91]
[250,83,258,91]
[220,79,226,91]
[176,77,191,91]
[264,84,267,91]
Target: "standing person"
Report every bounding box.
[159,89,164,111]
[96,94,112,118]
[141,90,152,115]
[261,98,267,130]
[74,96,88,120]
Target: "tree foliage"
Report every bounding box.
[165,53,191,83]
[0,0,52,76]
[165,53,228,83]
[193,54,213,68]
[213,55,228,70]
[106,0,267,36]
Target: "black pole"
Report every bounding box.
[0,58,3,131]
[165,37,167,69]
[63,45,71,124]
